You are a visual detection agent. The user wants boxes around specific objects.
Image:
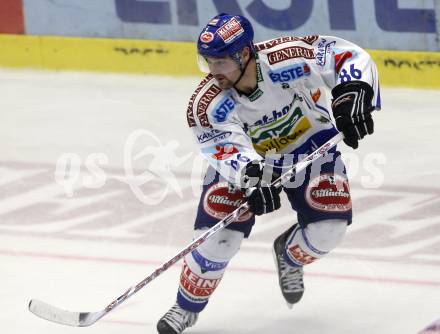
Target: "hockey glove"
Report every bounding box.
[240,160,282,216]
[331,81,375,149]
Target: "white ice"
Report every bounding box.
[0,68,439,334]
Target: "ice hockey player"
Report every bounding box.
[157,13,381,334]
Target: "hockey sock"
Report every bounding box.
[176,228,243,312]
[284,220,347,267]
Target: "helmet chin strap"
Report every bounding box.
[232,53,252,89]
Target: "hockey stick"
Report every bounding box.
[28,132,344,327]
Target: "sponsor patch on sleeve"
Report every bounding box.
[187,75,214,127]
[211,144,239,160]
[196,129,232,144]
[315,39,336,67]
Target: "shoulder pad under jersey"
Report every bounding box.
[186,74,234,129]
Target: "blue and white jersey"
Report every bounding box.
[187,35,381,185]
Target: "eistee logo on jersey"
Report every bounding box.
[216,18,244,43]
[269,63,311,83]
[305,174,352,212]
[267,46,315,65]
[212,95,235,122]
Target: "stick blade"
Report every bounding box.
[28,299,102,327]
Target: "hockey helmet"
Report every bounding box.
[197,13,255,74]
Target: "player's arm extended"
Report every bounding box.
[316,36,381,148]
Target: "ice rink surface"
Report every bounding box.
[1,69,439,334]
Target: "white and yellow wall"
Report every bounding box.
[1,0,439,88]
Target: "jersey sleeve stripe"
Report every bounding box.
[186,74,213,127]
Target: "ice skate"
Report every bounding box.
[157,303,198,334]
[273,227,305,308]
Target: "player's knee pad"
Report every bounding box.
[284,219,347,267]
[193,227,244,262]
[304,219,347,252]
[177,228,244,312]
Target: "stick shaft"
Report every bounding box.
[29,132,344,326]
[99,132,344,319]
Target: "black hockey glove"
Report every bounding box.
[331,81,375,149]
[240,160,282,216]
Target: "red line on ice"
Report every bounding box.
[1,249,439,288]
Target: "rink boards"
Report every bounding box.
[0,34,439,89]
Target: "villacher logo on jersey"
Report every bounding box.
[203,182,253,222]
[305,174,352,212]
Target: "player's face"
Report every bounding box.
[198,55,241,89]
